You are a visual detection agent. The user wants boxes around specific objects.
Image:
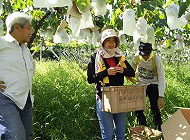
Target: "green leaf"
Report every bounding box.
[115,8,121,16]
[27,0,33,7]
[166,0,179,7]
[166,39,172,48]
[179,2,189,17]
[159,13,165,19]
[110,13,116,28]
[75,0,91,12]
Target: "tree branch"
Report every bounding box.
[27,10,51,48]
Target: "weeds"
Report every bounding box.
[33,60,190,140]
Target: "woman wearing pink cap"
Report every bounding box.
[87,29,135,140]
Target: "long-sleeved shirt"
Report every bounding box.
[131,54,166,97]
[87,53,135,98]
[0,34,35,109]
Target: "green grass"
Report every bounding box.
[33,60,99,140]
[32,60,190,140]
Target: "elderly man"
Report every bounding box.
[0,12,35,140]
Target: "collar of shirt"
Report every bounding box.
[3,33,24,47]
[139,52,154,62]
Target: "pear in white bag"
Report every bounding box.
[123,9,136,36]
[92,30,101,46]
[147,26,155,45]
[118,31,127,45]
[68,16,81,38]
[91,0,106,16]
[33,0,72,8]
[165,4,187,30]
[0,0,3,16]
[53,29,70,44]
[80,10,94,29]
[133,17,148,44]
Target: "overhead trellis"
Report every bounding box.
[0,0,189,50]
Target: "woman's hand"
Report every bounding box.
[107,67,117,75]
[114,65,124,74]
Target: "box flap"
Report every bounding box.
[180,108,190,125]
[162,108,190,140]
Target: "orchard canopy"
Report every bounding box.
[0,0,189,53]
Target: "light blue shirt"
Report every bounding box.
[0,34,35,109]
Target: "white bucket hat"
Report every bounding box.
[101,29,120,48]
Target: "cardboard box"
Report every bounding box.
[101,85,146,113]
[130,125,163,140]
[162,108,190,140]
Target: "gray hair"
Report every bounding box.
[6,12,31,33]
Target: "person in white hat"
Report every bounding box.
[87,28,135,140]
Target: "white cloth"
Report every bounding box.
[132,54,166,97]
[0,34,35,109]
[95,47,123,74]
[33,0,72,8]
[97,47,122,59]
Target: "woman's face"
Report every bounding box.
[103,37,117,49]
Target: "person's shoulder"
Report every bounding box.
[88,52,96,62]
[154,53,161,59]
[93,52,97,57]
[153,53,163,64]
[0,36,7,46]
[0,36,5,41]
[89,52,96,58]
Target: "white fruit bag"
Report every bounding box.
[133,17,148,44]
[123,9,136,36]
[0,0,3,16]
[45,27,55,40]
[68,16,81,38]
[91,0,106,16]
[118,31,127,45]
[147,26,155,44]
[92,30,101,46]
[56,19,68,32]
[33,0,72,8]
[165,4,187,30]
[76,29,87,41]
[67,2,82,19]
[80,10,94,29]
[53,29,70,44]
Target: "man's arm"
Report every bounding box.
[156,56,166,108]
